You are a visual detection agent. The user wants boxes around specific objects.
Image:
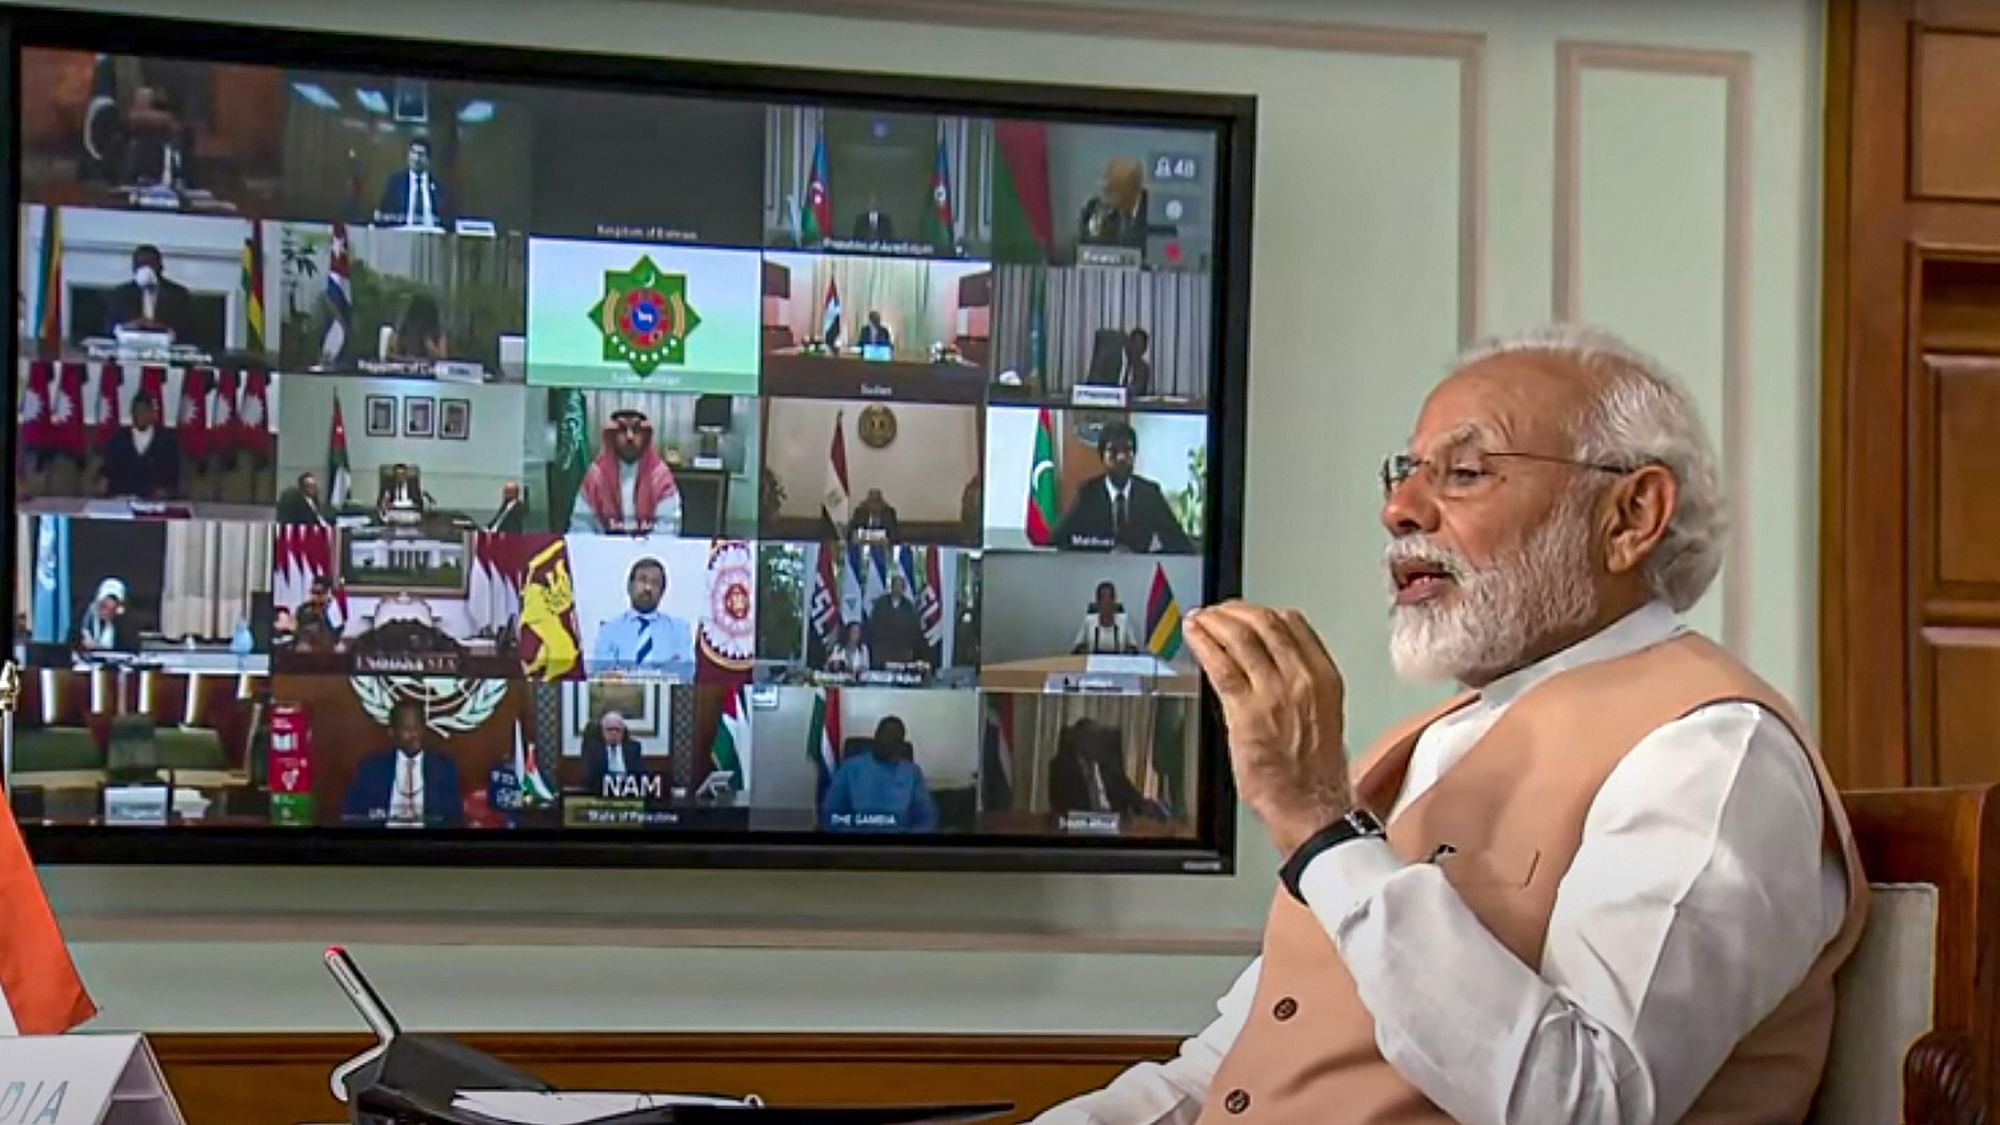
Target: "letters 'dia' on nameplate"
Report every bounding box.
[0,1034,185,1125]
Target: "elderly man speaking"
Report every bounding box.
[1037,326,1866,1125]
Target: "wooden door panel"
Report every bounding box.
[1933,356,2000,587]
[1927,629,2000,783]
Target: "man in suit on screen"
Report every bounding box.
[101,393,182,499]
[581,710,649,795]
[340,698,464,828]
[375,137,453,230]
[1053,420,1193,554]
[591,556,696,679]
[104,245,198,342]
[277,472,335,527]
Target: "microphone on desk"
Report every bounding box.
[325,945,399,1103]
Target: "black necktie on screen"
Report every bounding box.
[1113,491,1128,539]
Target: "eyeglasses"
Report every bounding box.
[1380,449,1639,500]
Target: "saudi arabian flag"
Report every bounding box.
[548,387,590,530]
[711,684,749,792]
[1025,406,1059,547]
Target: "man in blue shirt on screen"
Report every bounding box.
[590,556,695,679]
[821,716,938,832]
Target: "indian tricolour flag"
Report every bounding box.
[0,789,95,1034]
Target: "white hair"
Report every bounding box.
[1451,324,1725,613]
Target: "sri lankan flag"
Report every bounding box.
[241,220,265,352]
[518,536,584,681]
[1145,563,1184,660]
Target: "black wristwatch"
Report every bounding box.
[1279,807,1387,904]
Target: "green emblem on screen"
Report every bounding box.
[588,255,702,377]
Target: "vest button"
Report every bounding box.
[1224,1089,1251,1114]
[1273,996,1298,1021]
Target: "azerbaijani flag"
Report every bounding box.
[808,687,841,804]
[801,133,832,246]
[711,685,750,792]
[1145,563,1184,660]
[1025,406,1059,546]
[0,785,95,1034]
[923,136,955,250]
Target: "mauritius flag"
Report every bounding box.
[923,137,955,251]
[801,133,832,246]
[1145,563,1184,660]
[1025,406,1059,546]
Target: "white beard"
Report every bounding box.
[1386,491,1601,684]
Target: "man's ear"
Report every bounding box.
[1603,464,1677,577]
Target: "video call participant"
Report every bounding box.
[1077,157,1149,252]
[1052,421,1192,554]
[572,410,682,536]
[848,488,900,543]
[852,195,896,242]
[104,245,197,341]
[1048,718,1154,819]
[1072,581,1140,655]
[71,577,139,655]
[375,463,427,522]
[867,575,925,667]
[101,394,181,499]
[1036,326,1863,1125]
[591,556,695,679]
[277,472,336,527]
[1086,328,1153,397]
[826,621,870,676]
[487,480,526,533]
[388,293,449,361]
[582,710,648,795]
[375,137,452,230]
[858,310,893,351]
[340,698,464,828]
[293,577,339,654]
[821,716,936,831]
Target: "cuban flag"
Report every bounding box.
[321,222,352,364]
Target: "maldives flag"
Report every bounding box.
[176,366,212,459]
[0,788,96,1034]
[1025,406,1059,546]
[923,137,955,251]
[801,133,832,246]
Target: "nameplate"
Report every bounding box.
[0,1034,186,1125]
[1069,385,1128,409]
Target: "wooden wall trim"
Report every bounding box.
[707,0,1487,344]
[1552,41,1756,656]
[147,1031,1180,1125]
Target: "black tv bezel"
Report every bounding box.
[0,4,1254,876]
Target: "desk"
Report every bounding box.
[979,654,1198,695]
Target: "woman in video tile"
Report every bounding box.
[71,577,139,655]
[1071,581,1141,656]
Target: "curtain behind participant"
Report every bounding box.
[1017,693,1169,815]
[160,520,271,640]
[990,264,1209,400]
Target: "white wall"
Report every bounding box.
[36,0,1823,1038]
[766,397,980,522]
[276,375,525,513]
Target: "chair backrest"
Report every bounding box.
[1826,785,2000,1125]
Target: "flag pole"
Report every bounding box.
[1,659,19,794]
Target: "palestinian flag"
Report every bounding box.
[710,685,750,792]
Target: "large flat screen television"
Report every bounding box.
[0,5,1253,873]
